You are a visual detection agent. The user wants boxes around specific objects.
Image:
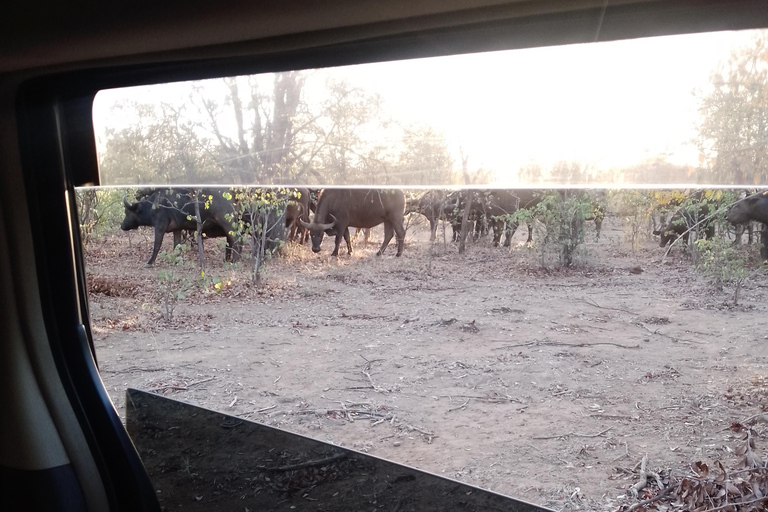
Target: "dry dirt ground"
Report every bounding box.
[85,215,768,511]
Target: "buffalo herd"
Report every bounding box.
[120,187,768,266]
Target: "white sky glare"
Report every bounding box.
[318,30,757,175]
[94,29,763,185]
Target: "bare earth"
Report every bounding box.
[86,216,768,511]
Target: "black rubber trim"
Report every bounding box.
[15,82,160,511]
[0,464,87,512]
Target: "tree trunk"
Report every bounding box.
[193,190,206,272]
[458,190,472,255]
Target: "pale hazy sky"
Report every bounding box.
[94,28,763,185]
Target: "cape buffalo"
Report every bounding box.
[476,190,605,247]
[300,189,405,256]
[407,190,459,241]
[653,203,715,248]
[121,188,238,266]
[480,190,540,247]
[285,187,310,243]
[726,191,768,259]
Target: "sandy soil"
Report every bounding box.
[85,215,768,511]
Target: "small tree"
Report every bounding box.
[229,188,289,283]
[612,190,655,250]
[695,237,751,306]
[514,190,594,267]
[156,244,192,322]
[75,188,129,245]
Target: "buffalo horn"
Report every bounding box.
[299,214,336,231]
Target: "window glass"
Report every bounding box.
[85,29,768,510]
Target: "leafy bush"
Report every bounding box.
[695,237,751,305]
[75,188,129,245]
[156,244,192,321]
[512,190,595,267]
[227,187,290,282]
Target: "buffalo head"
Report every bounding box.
[299,215,336,253]
[652,228,675,247]
[121,195,142,231]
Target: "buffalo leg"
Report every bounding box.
[507,221,520,240]
[330,228,345,257]
[173,230,182,249]
[451,222,461,242]
[491,219,503,247]
[761,225,768,260]
[429,218,438,241]
[503,222,514,247]
[377,222,395,256]
[225,233,240,262]
[146,226,168,266]
[344,228,352,255]
[393,219,405,257]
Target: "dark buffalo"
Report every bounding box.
[406,190,459,241]
[480,189,605,247]
[285,187,310,243]
[726,191,768,259]
[479,190,540,247]
[434,189,530,245]
[653,203,715,247]
[300,189,405,256]
[121,188,238,266]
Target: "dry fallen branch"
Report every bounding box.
[402,423,436,439]
[581,297,637,315]
[146,376,215,393]
[105,366,167,374]
[630,454,649,498]
[500,339,640,350]
[634,322,703,344]
[533,427,612,440]
[360,355,390,393]
[612,441,630,462]
[440,394,522,404]
[625,484,672,512]
[447,399,470,412]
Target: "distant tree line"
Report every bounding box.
[99,74,456,187]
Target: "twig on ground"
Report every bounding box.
[447,399,470,412]
[257,404,276,413]
[440,394,522,403]
[634,322,703,344]
[146,376,215,392]
[106,366,167,374]
[496,340,640,350]
[630,454,649,498]
[402,423,436,438]
[625,485,672,512]
[533,427,612,440]
[612,441,630,462]
[360,356,389,393]
[581,297,637,315]
[701,497,768,512]
[588,413,636,420]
